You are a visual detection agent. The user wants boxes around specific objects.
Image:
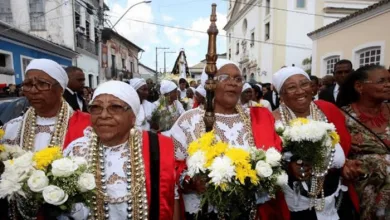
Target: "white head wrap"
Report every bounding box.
[129,78,146,91]
[195,85,206,97]
[160,80,177,95]
[25,59,69,90]
[92,81,140,115]
[272,66,310,93]
[242,83,252,93]
[200,59,241,85]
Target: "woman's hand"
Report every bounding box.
[288,160,312,181]
[342,159,364,180]
[182,176,207,194]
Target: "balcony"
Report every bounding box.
[76,34,98,55]
[110,68,132,80]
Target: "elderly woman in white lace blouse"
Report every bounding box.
[171,59,285,219]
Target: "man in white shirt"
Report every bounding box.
[319,59,353,104]
[63,66,87,112]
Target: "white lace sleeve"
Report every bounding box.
[63,126,93,159]
[170,117,189,161]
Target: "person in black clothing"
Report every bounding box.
[319,59,353,104]
[63,66,87,112]
[263,84,280,110]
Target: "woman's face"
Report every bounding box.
[280,74,313,114]
[214,64,243,108]
[357,68,390,101]
[186,89,194,99]
[90,94,135,145]
[241,88,253,104]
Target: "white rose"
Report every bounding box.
[255,161,273,178]
[51,158,79,177]
[72,157,88,167]
[265,148,282,167]
[27,170,49,192]
[42,185,68,205]
[77,173,96,192]
[276,171,288,186]
[275,121,285,132]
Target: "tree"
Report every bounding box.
[302,57,312,75]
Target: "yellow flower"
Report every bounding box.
[225,148,250,166]
[33,146,62,170]
[290,118,309,126]
[0,128,4,139]
[0,144,5,152]
[219,183,228,191]
[329,131,340,147]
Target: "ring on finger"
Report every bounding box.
[297,159,303,165]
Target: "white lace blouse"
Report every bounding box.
[64,127,133,220]
[170,108,252,213]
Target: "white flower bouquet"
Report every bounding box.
[0,146,95,218]
[186,131,287,219]
[277,118,340,168]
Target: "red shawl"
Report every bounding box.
[315,100,360,213]
[63,111,91,149]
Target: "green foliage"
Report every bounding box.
[283,139,328,168]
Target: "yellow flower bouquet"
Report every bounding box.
[186,131,287,219]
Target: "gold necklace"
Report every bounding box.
[88,129,148,220]
[21,99,71,151]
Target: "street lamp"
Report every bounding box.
[112,1,152,28]
[155,47,169,81]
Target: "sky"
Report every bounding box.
[104,0,228,73]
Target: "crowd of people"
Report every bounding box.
[0,57,389,220]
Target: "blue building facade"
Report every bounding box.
[0,21,77,85]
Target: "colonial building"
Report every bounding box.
[0,0,104,87]
[308,0,390,77]
[138,63,157,82]
[101,28,143,82]
[224,0,379,83]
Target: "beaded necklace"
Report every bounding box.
[279,102,336,211]
[21,99,71,151]
[199,105,255,148]
[88,129,148,220]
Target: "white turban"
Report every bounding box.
[272,66,310,93]
[25,58,68,90]
[200,59,241,85]
[160,80,177,95]
[92,81,140,115]
[242,83,252,93]
[196,85,206,97]
[129,78,146,91]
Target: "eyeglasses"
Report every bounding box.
[22,78,59,92]
[282,80,312,94]
[363,78,390,85]
[216,74,245,85]
[88,104,131,115]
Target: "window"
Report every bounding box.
[88,74,93,88]
[250,31,255,47]
[0,0,12,24]
[22,57,33,73]
[242,19,247,35]
[324,56,340,75]
[130,61,134,73]
[29,0,45,30]
[86,18,90,40]
[122,58,125,69]
[229,48,231,60]
[0,54,6,67]
[265,23,270,40]
[296,0,306,9]
[236,42,239,55]
[358,47,381,67]
[228,33,231,44]
[75,3,81,28]
[266,0,270,15]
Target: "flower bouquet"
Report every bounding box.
[151,96,178,132]
[186,131,287,219]
[276,118,340,169]
[0,146,96,219]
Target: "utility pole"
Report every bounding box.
[164,51,175,75]
[155,47,169,82]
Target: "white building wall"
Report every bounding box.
[10,0,75,50]
[76,54,99,88]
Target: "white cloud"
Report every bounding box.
[164,27,182,45]
[106,0,158,47]
[184,12,227,39]
[162,15,174,22]
[185,38,200,47]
